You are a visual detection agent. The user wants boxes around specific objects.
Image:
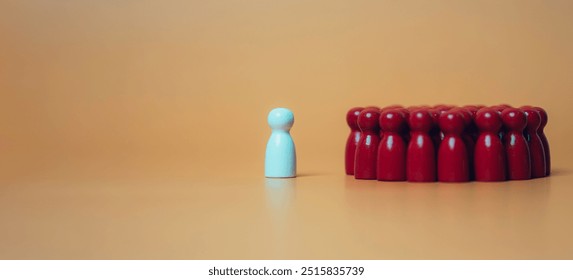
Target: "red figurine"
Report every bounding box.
[438,111,469,182]
[501,108,531,180]
[434,106,451,144]
[407,109,436,182]
[380,105,402,138]
[377,109,407,181]
[533,107,550,176]
[428,108,442,149]
[489,104,513,139]
[521,107,547,178]
[397,107,411,143]
[462,105,479,141]
[453,108,476,180]
[474,108,506,181]
[355,108,381,180]
[345,107,364,175]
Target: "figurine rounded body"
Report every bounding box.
[474,108,506,181]
[345,107,364,175]
[407,110,436,182]
[355,109,381,180]
[521,107,546,178]
[533,107,550,176]
[501,108,531,180]
[377,110,406,181]
[265,108,296,178]
[437,111,469,182]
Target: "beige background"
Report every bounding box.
[1,0,572,259]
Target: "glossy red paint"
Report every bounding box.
[397,108,411,143]
[533,107,550,176]
[474,108,506,182]
[379,105,401,139]
[501,108,531,180]
[354,108,381,180]
[521,107,547,178]
[462,105,479,141]
[345,107,364,175]
[377,110,407,181]
[452,108,476,180]
[407,109,436,182]
[428,108,442,150]
[438,111,469,182]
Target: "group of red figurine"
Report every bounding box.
[345,105,550,182]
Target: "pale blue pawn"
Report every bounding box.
[265,108,296,178]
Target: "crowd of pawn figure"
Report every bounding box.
[345,105,550,182]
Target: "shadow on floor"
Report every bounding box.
[549,168,572,176]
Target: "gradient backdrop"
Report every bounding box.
[1,0,573,259]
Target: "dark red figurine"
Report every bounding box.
[533,107,550,176]
[453,108,476,180]
[397,107,411,143]
[438,111,469,182]
[345,107,364,175]
[501,108,531,180]
[521,107,547,178]
[354,108,381,180]
[379,105,400,139]
[462,105,479,141]
[434,106,451,144]
[474,108,506,181]
[407,109,436,182]
[377,110,407,181]
[428,108,442,149]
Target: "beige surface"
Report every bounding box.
[1,0,573,259]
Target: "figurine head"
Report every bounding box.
[268,108,294,131]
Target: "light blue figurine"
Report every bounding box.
[265,108,296,178]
